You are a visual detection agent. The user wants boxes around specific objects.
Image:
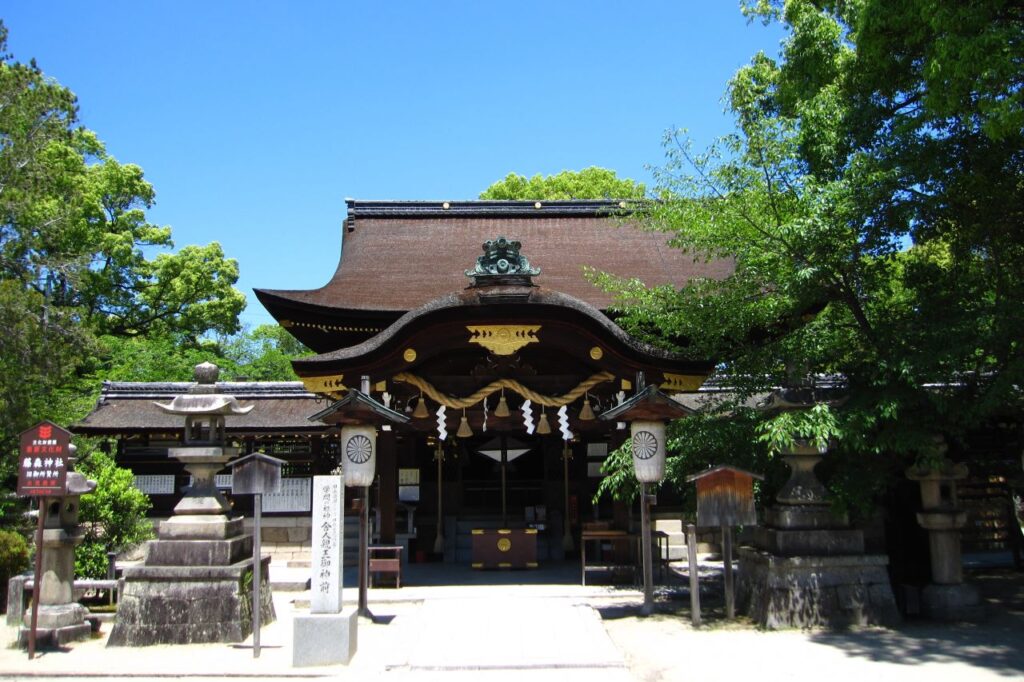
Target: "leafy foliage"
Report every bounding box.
[73,443,153,578]
[0,527,30,610]
[0,22,248,515]
[601,1,1023,510]
[480,167,646,200]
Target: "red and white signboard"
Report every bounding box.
[17,421,71,497]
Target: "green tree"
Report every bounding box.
[72,443,153,578]
[0,22,246,515]
[480,167,646,200]
[222,324,313,381]
[599,1,1023,513]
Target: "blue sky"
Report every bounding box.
[3,2,785,327]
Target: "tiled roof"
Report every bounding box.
[72,382,330,434]
[255,200,733,314]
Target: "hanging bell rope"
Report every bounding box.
[394,371,614,409]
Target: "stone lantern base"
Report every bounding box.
[108,559,273,646]
[738,504,899,628]
[18,603,94,648]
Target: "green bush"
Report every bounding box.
[73,442,154,578]
[0,527,31,612]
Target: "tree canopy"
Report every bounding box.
[480,167,646,200]
[0,22,248,516]
[597,0,1024,512]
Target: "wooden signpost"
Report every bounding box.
[686,465,763,623]
[16,421,72,660]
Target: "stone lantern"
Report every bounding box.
[600,385,693,615]
[18,452,97,648]
[108,363,274,647]
[906,439,983,620]
[737,385,899,628]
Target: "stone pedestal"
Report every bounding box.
[109,559,273,646]
[738,446,899,628]
[293,611,358,667]
[107,448,276,646]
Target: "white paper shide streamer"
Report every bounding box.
[521,399,535,434]
[436,405,448,440]
[557,405,573,440]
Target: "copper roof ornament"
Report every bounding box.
[465,236,540,287]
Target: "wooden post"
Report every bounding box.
[687,523,701,627]
[640,482,654,616]
[500,434,508,528]
[252,493,262,657]
[358,491,370,617]
[378,432,397,544]
[722,524,735,620]
[562,443,574,552]
[28,498,46,659]
[433,445,444,554]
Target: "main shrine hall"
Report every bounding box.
[77,199,733,568]
[258,198,726,563]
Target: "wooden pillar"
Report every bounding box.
[378,431,397,544]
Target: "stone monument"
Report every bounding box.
[292,475,353,666]
[18,459,97,647]
[907,451,984,621]
[108,363,274,646]
[738,437,900,627]
[737,388,899,628]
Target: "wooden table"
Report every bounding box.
[580,530,639,585]
[368,545,402,587]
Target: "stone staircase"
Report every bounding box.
[652,517,721,560]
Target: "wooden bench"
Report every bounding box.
[368,545,402,588]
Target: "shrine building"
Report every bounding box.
[76,199,733,567]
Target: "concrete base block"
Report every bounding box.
[158,515,243,540]
[25,603,89,629]
[752,527,865,556]
[146,536,252,566]
[921,583,985,622]
[17,622,93,648]
[107,557,274,647]
[292,611,358,667]
[16,603,93,648]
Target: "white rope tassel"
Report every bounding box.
[557,405,573,440]
[521,399,535,435]
[436,405,448,441]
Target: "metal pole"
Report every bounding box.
[358,490,370,617]
[252,493,262,657]
[106,551,117,606]
[640,482,654,616]
[722,524,735,620]
[28,498,46,659]
[687,523,701,627]
[562,443,574,551]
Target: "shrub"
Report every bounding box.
[0,527,30,612]
[73,442,154,578]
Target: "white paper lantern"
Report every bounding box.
[630,420,666,483]
[341,424,376,487]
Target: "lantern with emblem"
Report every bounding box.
[600,385,693,615]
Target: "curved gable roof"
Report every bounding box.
[256,200,733,315]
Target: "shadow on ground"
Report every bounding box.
[807,568,1024,677]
